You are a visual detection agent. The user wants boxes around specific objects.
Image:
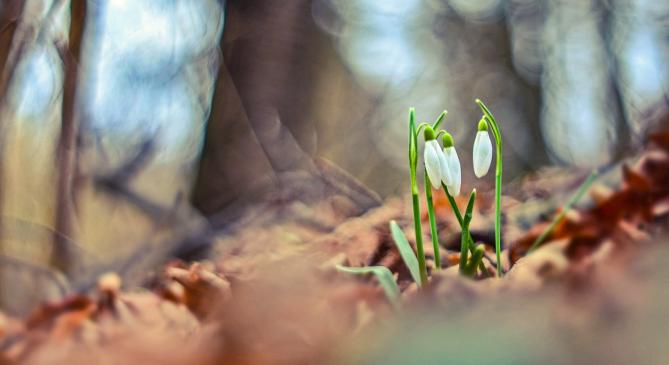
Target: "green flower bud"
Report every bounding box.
[423,126,436,141]
[442,132,454,148]
[478,118,488,132]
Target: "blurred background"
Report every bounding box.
[0,0,668,313]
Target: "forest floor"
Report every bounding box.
[2,117,669,365]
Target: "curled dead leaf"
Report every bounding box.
[165,263,232,320]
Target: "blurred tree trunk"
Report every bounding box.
[0,0,26,235]
[0,0,26,308]
[192,0,390,215]
[193,0,317,216]
[600,0,632,159]
[0,1,25,97]
[51,0,86,272]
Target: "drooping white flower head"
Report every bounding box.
[473,118,493,178]
[423,126,444,189]
[441,133,461,196]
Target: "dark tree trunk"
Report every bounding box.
[0,0,26,306]
[192,0,320,216]
[51,0,87,272]
[0,0,25,99]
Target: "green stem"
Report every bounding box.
[464,245,485,276]
[444,185,464,225]
[411,190,427,284]
[493,160,502,277]
[442,183,488,273]
[424,172,441,270]
[476,99,503,277]
[409,108,428,284]
[459,221,469,272]
[528,170,599,253]
[459,190,476,273]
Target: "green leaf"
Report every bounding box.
[389,220,422,286]
[409,108,418,190]
[432,110,447,130]
[464,189,477,225]
[336,265,400,306]
[409,108,417,164]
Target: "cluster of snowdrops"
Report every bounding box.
[337,100,504,305]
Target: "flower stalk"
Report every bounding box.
[459,189,476,273]
[475,99,503,277]
[418,112,448,274]
[408,108,428,284]
[424,170,441,270]
[443,184,488,274]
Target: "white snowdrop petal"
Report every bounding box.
[444,147,461,196]
[424,140,442,189]
[473,131,493,178]
[438,147,451,187]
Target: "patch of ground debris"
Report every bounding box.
[3,118,669,364]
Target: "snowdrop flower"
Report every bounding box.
[423,126,445,189]
[473,118,493,178]
[441,133,461,196]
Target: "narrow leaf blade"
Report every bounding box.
[336,265,400,306]
[432,110,447,130]
[409,108,417,179]
[389,220,422,285]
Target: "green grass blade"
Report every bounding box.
[528,170,599,253]
[336,265,400,306]
[390,220,422,286]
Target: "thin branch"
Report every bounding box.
[100,138,156,186]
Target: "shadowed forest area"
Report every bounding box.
[1,1,669,364]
